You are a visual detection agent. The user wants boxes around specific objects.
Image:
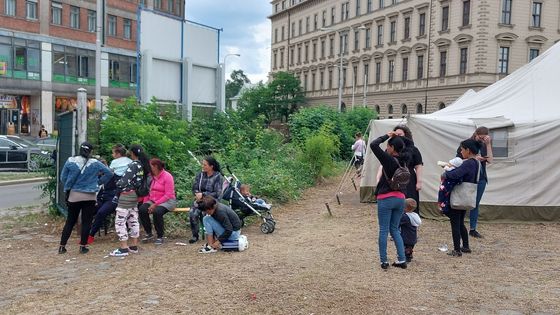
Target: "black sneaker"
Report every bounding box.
[392,261,408,269]
[188,236,199,244]
[79,246,89,254]
[141,234,154,243]
[58,246,67,254]
[447,250,462,257]
[406,256,412,263]
[469,230,483,238]
[381,262,389,270]
[460,247,472,253]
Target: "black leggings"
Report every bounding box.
[138,202,169,238]
[60,200,96,246]
[447,208,469,251]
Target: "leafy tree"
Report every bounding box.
[268,71,305,122]
[237,83,274,124]
[225,69,251,103]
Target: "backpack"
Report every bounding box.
[383,158,411,191]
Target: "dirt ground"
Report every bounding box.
[1,177,559,315]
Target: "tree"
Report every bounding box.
[225,69,251,103]
[268,71,305,122]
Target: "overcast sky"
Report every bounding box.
[185,0,271,83]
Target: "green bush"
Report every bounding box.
[299,124,340,180]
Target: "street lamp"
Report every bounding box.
[221,53,240,112]
[321,26,365,112]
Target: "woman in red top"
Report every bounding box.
[138,158,177,245]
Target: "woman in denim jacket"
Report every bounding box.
[59,142,112,254]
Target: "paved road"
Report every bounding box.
[0,181,47,210]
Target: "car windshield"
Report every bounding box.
[7,136,38,148]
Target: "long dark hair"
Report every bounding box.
[460,139,482,155]
[79,141,93,159]
[203,156,221,174]
[129,144,151,176]
[388,136,411,165]
[393,125,413,140]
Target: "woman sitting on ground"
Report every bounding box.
[139,158,177,245]
[188,156,223,244]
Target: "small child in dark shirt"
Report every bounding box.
[400,198,422,262]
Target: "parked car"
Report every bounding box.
[34,137,57,152]
[0,135,52,171]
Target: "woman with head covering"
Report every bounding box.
[59,142,112,254]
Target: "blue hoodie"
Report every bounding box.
[61,156,113,193]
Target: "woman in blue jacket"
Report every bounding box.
[59,142,112,254]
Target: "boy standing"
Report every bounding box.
[400,198,422,262]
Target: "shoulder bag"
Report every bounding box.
[450,159,481,210]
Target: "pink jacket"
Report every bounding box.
[148,169,176,205]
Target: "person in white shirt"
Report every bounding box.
[351,132,366,175]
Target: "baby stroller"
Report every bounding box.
[222,167,276,234]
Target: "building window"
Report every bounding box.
[167,0,174,12]
[304,44,308,62]
[123,19,131,40]
[52,45,95,84]
[108,15,117,37]
[441,6,449,31]
[490,128,508,157]
[402,57,408,81]
[280,50,284,68]
[375,61,381,83]
[356,0,361,16]
[354,30,360,50]
[367,0,373,13]
[314,14,318,30]
[329,37,334,56]
[379,0,384,9]
[0,38,41,80]
[416,103,423,113]
[70,6,80,29]
[51,2,62,25]
[417,54,424,79]
[281,26,285,41]
[154,0,162,10]
[365,27,371,48]
[26,0,38,19]
[501,0,512,24]
[438,102,446,110]
[388,60,394,82]
[311,72,316,90]
[388,104,394,114]
[343,68,347,87]
[275,29,278,43]
[389,21,396,43]
[312,42,316,60]
[108,54,137,88]
[88,10,96,33]
[498,46,510,74]
[531,2,542,27]
[375,105,380,114]
[459,47,468,75]
[419,13,426,36]
[298,20,302,36]
[291,22,295,37]
[320,70,324,90]
[297,46,301,63]
[273,52,277,69]
[5,0,16,16]
[322,11,326,27]
[462,0,471,26]
[439,51,447,77]
[377,24,383,45]
[306,16,310,33]
[290,48,294,65]
[328,69,333,89]
[364,63,369,85]
[404,17,410,39]
[353,65,358,88]
[529,48,539,61]
[401,104,407,115]
[321,39,325,58]
[341,2,349,20]
[331,7,335,25]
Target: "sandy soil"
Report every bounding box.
[0,177,559,314]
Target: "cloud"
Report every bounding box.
[185,0,270,83]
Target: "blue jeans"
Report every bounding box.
[202,215,240,241]
[377,197,406,263]
[470,179,487,231]
[90,200,117,237]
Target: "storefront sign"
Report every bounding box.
[55,96,96,113]
[0,94,17,109]
[0,61,6,75]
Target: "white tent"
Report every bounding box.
[361,41,560,221]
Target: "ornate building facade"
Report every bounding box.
[269,0,560,117]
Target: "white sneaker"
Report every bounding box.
[198,244,217,254]
[238,235,249,251]
[128,247,139,254]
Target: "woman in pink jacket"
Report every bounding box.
[138,158,177,245]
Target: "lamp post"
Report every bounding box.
[221,53,240,112]
[321,26,365,112]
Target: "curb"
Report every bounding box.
[0,177,48,186]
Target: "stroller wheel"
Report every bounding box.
[260,222,272,234]
[267,222,275,233]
